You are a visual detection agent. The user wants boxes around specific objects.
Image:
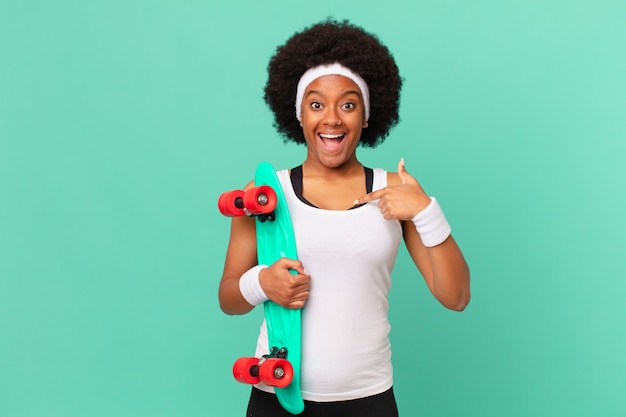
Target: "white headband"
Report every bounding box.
[295,63,370,122]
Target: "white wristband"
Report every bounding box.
[239,265,269,306]
[411,197,451,247]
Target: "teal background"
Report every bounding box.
[1,1,625,416]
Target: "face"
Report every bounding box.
[299,75,368,169]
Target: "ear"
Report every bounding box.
[362,119,368,128]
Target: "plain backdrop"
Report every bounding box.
[1,1,625,416]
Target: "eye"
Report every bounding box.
[342,102,356,110]
[310,101,322,110]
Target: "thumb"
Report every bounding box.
[398,158,418,185]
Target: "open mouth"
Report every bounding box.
[319,133,345,151]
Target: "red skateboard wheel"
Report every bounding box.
[218,190,245,217]
[259,358,293,388]
[233,357,261,384]
[243,186,277,215]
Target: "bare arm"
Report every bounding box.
[219,202,259,315]
[402,221,470,311]
[355,159,470,311]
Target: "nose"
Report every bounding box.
[323,108,341,126]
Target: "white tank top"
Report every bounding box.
[254,168,403,401]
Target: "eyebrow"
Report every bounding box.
[305,89,362,98]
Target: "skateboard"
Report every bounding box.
[218,162,304,415]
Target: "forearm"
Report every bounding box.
[427,236,470,311]
[404,220,470,311]
[219,213,260,315]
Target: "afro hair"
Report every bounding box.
[264,18,402,148]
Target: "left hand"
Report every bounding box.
[354,158,432,220]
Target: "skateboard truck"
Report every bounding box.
[248,347,289,374]
[218,186,277,222]
[256,347,289,378]
[264,346,289,361]
[244,190,276,222]
[232,347,294,388]
[252,211,275,223]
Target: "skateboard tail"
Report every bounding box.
[265,300,304,414]
[276,387,305,414]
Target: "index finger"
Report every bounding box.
[354,188,387,205]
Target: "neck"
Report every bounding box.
[302,156,362,179]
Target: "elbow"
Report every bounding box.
[218,293,254,316]
[217,289,233,315]
[218,292,238,316]
[219,304,247,316]
[440,291,471,312]
[439,268,471,312]
[449,296,470,312]
[218,280,250,315]
[218,297,247,316]
[219,302,236,316]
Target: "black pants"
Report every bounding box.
[246,387,399,417]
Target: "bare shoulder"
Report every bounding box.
[242,180,256,191]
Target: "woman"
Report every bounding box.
[219,19,470,417]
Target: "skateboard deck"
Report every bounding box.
[219,162,304,415]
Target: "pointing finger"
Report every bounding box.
[353,188,386,206]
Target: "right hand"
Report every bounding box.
[259,258,311,309]
[354,158,431,220]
